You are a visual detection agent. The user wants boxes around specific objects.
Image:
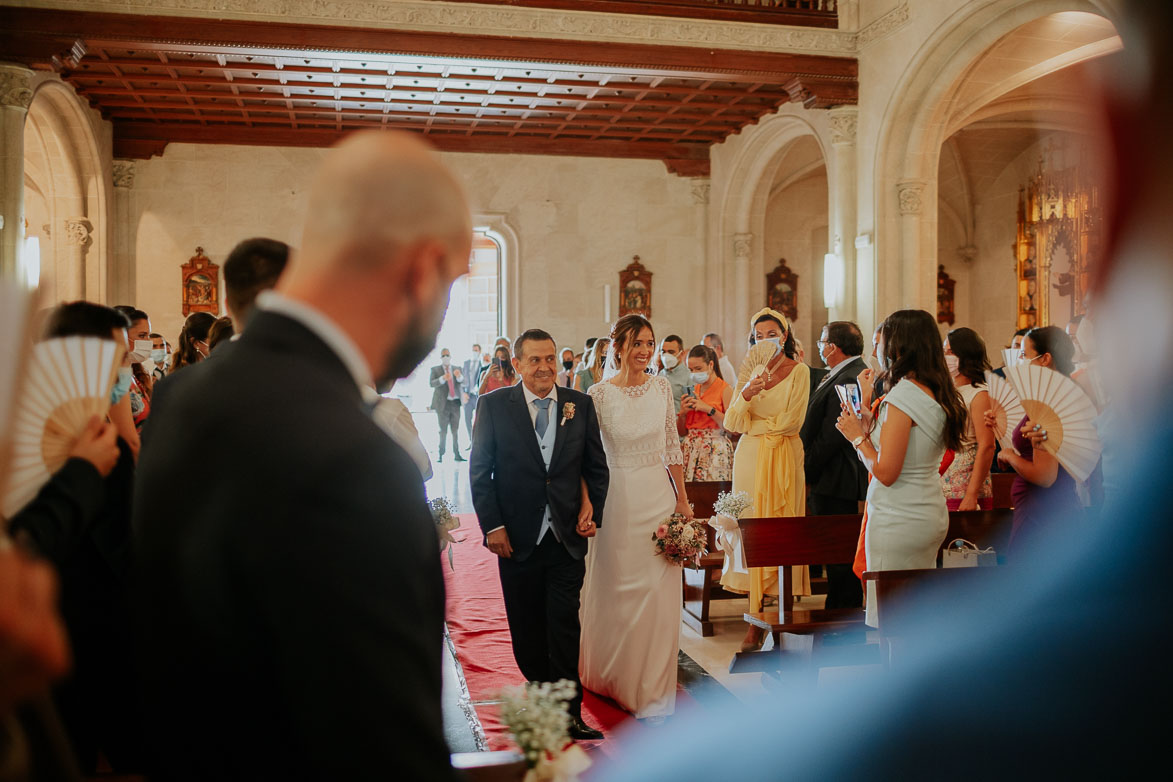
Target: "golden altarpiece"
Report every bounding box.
[1014,143,1103,330]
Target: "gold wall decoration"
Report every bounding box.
[1014,140,1103,330]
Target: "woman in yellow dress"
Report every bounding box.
[720,308,810,652]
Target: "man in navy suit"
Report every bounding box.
[470,329,609,740]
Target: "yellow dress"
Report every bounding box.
[720,361,811,610]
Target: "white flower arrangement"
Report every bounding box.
[498,679,591,782]
[712,490,753,520]
[428,497,461,570]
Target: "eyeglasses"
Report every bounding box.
[816,340,829,349]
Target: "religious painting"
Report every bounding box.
[765,259,798,323]
[181,247,220,316]
[936,265,956,326]
[619,255,652,319]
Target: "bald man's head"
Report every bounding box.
[281,131,473,386]
[295,132,471,276]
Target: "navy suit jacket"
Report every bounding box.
[469,383,609,561]
[800,356,869,500]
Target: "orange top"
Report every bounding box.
[684,376,729,431]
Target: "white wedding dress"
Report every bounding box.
[580,375,682,718]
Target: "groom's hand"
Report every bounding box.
[486,528,513,558]
[576,497,596,538]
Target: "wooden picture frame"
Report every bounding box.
[181,247,220,316]
[937,265,956,326]
[619,255,652,319]
[765,259,798,323]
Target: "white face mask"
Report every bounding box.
[441,356,451,367]
[661,352,678,370]
[760,336,782,353]
[944,354,960,377]
[689,370,709,385]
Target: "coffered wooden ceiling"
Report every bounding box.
[1,6,858,175]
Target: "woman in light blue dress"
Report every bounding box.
[835,310,968,626]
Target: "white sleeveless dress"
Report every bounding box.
[580,376,683,718]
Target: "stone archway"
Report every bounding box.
[23,77,109,303]
[872,0,1121,320]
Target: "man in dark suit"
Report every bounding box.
[461,342,482,442]
[470,329,609,741]
[800,321,869,610]
[429,348,465,462]
[133,131,471,781]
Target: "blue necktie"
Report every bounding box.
[534,398,552,437]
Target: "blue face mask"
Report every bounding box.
[110,367,133,405]
[760,336,782,352]
[689,371,709,385]
[150,348,167,364]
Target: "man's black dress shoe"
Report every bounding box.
[568,716,604,741]
[454,454,467,462]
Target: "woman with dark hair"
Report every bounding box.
[168,311,217,375]
[941,327,995,511]
[678,344,734,481]
[835,309,966,626]
[207,316,236,353]
[580,314,689,721]
[987,325,1082,555]
[478,344,518,395]
[721,308,810,651]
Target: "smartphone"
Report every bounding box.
[846,385,863,416]
[683,385,695,398]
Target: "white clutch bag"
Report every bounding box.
[942,538,997,568]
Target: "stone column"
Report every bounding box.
[733,232,752,341]
[829,106,858,321]
[111,159,136,305]
[62,217,92,301]
[896,180,928,310]
[691,177,712,338]
[0,63,34,282]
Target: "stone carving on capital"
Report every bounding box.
[63,218,92,248]
[38,0,857,54]
[733,234,752,263]
[897,181,926,216]
[0,66,34,111]
[112,160,136,189]
[690,179,711,205]
[828,110,858,145]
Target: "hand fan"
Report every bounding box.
[737,342,779,389]
[2,336,121,518]
[1002,348,1021,369]
[983,371,1026,455]
[1002,362,1102,483]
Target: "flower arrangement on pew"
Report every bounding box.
[498,679,591,782]
[708,490,753,555]
[652,512,708,567]
[429,497,461,570]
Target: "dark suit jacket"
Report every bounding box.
[133,311,453,781]
[469,383,609,561]
[429,364,462,411]
[800,356,868,501]
[809,366,829,397]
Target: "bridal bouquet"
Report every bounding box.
[429,497,461,570]
[498,679,592,782]
[651,513,708,567]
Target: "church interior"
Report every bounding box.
[1,1,1152,779]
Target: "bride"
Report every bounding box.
[580,314,692,720]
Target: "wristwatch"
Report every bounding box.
[705,407,716,417]
[851,435,866,450]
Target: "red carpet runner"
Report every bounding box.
[444,513,694,753]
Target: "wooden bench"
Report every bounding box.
[940,508,1014,564]
[991,472,1015,509]
[731,513,871,674]
[681,480,739,636]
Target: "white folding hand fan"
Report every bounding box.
[983,371,1026,455]
[737,342,780,390]
[1002,348,1021,370]
[1002,362,1102,483]
[2,336,121,518]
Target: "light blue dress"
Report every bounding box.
[864,379,949,626]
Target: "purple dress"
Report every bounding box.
[1009,415,1082,557]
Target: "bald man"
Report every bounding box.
[134,131,470,781]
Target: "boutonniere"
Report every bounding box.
[561,402,576,426]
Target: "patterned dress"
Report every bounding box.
[681,376,733,481]
[941,383,993,510]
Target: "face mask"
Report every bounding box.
[661,352,678,370]
[944,354,960,377]
[689,371,709,385]
[150,348,167,364]
[110,367,133,405]
[441,356,451,367]
[563,360,574,371]
[128,339,153,363]
[760,336,782,353]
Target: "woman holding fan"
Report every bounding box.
[941,328,996,511]
[835,310,967,627]
[720,308,810,652]
[986,326,1083,556]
